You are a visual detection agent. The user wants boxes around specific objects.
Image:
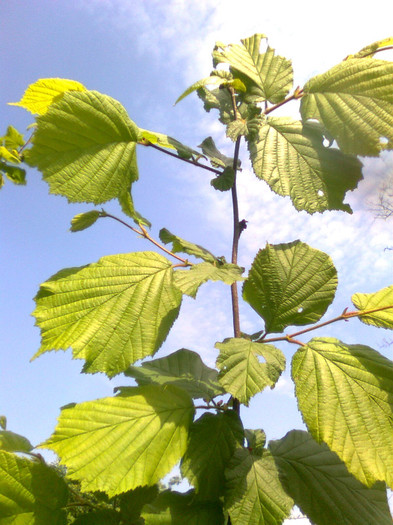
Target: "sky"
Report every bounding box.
[1,1,393,521]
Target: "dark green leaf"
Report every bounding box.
[198,137,234,168]
[224,448,293,525]
[72,509,121,525]
[0,450,68,524]
[159,228,218,264]
[270,430,392,525]
[181,412,244,500]
[0,430,33,453]
[120,485,159,523]
[124,348,224,400]
[211,167,235,191]
[243,241,337,333]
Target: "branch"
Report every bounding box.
[261,305,393,345]
[101,211,191,265]
[144,142,222,175]
[264,86,303,116]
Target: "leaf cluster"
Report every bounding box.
[2,35,393,524]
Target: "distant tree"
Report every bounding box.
[1,35,393,524]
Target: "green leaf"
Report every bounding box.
[270,430,393,525]
[27,90,139,204]
[213,34,293,103]
[247,116,363,213]
[175,75,228,104]
[9,77,86,115]
[0,162,26,185]
[0,430,33,453]
[245,429,266,456]
[216,338,285,406]
[346,37,393,60]
[70,210,101,232]
[211,167,235,191]
[243,241,337,333]
[0,450,68,524]
[173,262,244,298]
[143,490,225,525]
[118,190,151,227]
[181,412,244,500]
[32,252,182,377]
[0,145,20,163]
[224,447,293,525]
[0,417,6,430]
[292,337,393,488]
[139,129,201,160]
[120,485,159,523]
[198,137,235,168]
[124,348,224,400]
[41,385,194,497]
[2,125,25,150]
[301,59,393,155]
[159,228,218,264]
[352,284,393,329]
[197,86,235,124]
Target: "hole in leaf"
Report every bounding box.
[297,307,304,313]
[317,190,324,197]
[323,137,331,147]
[380,136,389,146]
[257,355,266,365]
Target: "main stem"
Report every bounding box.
[230,136,242,415]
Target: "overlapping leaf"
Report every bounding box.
[270,430,392,525]
[0,430,33,453]
[0,450,68,524]
[173,262,244,298]
[27,90,139,204]
[142,490,225,525]
[33,252,182,377]
[352,284,393,329]
[41,385,194,497]
[159,228,219,264]
[139,129,201,159]
[213,34,293,103]
[124,348,224,400]
[224,447,293,525]
[215,338,286,405]
[301,59,393,155]
[247,116,362,213]
[243,241,337,333]
[181,412,244,500]
[9,77,86,115]
[292,337,393,488]
[346,37,393,60]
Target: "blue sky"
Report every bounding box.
[1,2,393,517]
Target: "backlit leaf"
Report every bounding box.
[33,252,182,377]
[301,59,393,155]
[210,167,235,191]
[173,262,244,298]
[124,348,224,400]
[224,447,293,525]
[352,284,393,329]
[139,129,201,160]
[70,210,101,232]
[118,190,151,227]
[292,337,393,488]
[346,37,393,60]
[27,90,139,204]
[181,412,244,500]
[247,116,362,213]
[159,228,218,264]
[198,136,234,168]
[270,430,392,525]
[41,385,194,497]
[0,450,68,524]
[243,241,337,333]
[0,431,33,453]
[175,75,228,104]
[9,77,86,115]
[2,125,25,150]
[215,338,285,405]
[213,34,293,104]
